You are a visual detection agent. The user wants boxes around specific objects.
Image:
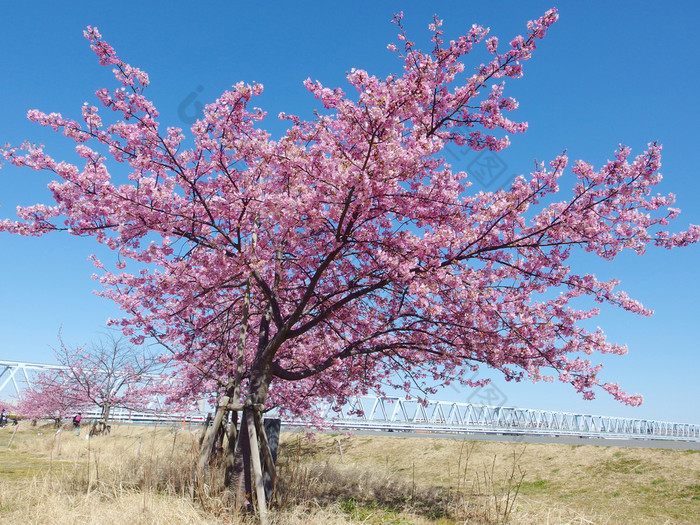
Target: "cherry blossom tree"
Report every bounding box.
[2,8,699,510]
[16,370,88,427]
[51,332,162,424]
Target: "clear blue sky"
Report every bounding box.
[1,1,698,424]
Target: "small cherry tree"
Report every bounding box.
[2,8,698,509]
[16,371,87,427]
[52,332,162,424]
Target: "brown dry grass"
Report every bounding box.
[285,432,700,524]
[0,421,698,524]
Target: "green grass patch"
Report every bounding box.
[599,457,647,474]
[0,450,65,480]
[681,484,700,500]
[520,478,549,492]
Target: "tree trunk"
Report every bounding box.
[196,275,277,517]
[233,410,254,509]
[102,402,111,425]
[216,366,278,518]
[225,407,272,522]
[234,368,276,515]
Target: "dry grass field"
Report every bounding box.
[0,421,698,524]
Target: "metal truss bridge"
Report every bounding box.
[290,396,700,442]
[2,360,699,441]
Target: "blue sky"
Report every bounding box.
[1,1,698,424]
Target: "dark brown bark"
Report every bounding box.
[102,401,111,425]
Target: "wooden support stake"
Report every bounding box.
[7,424,19,448]
[245,409,268,525]
[224,410,239,490]
[199,413,212,447]
[198,400,229,471]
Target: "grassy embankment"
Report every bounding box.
[0,421,698,524]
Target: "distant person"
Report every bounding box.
[72,413,82,435]
[0,408,6,427]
